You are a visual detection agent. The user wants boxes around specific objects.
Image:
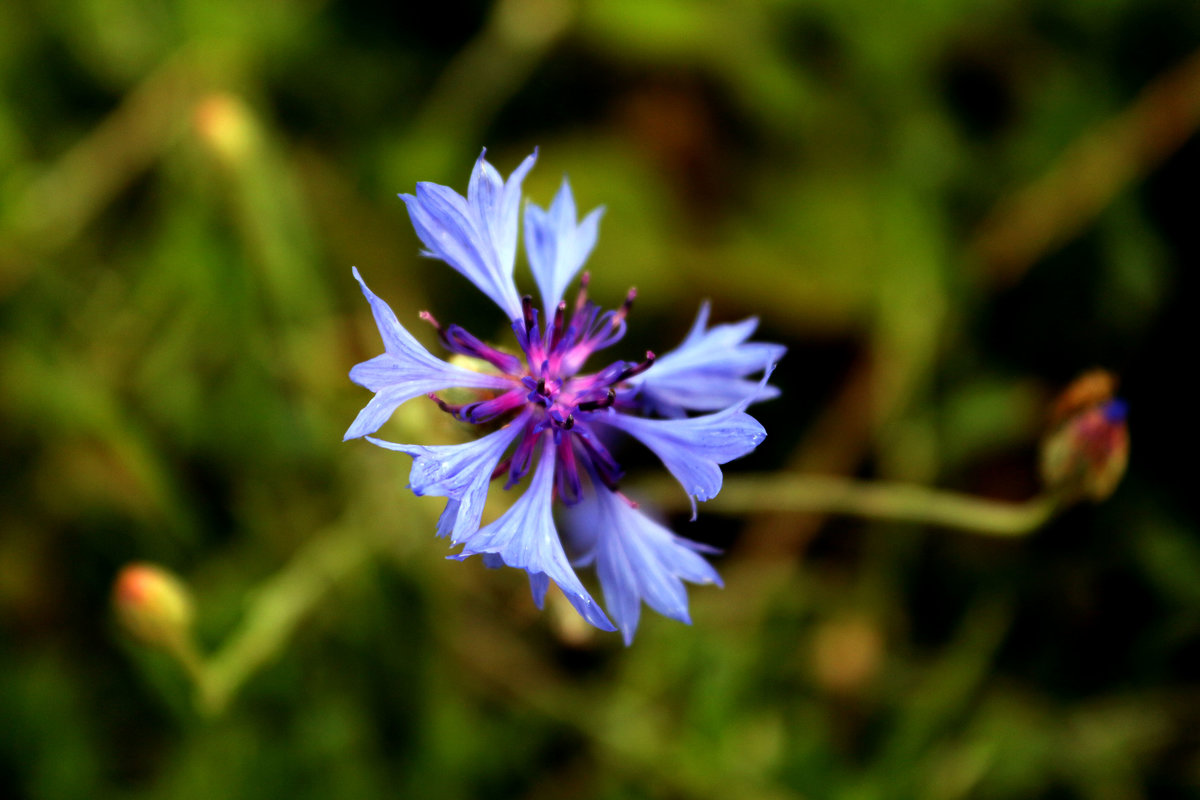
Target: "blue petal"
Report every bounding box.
[400,150,536,320]
[568,487,722,645]
[524,178,604,317]
[630,301,786,414]
[436,500,462,539]
[592,376,770,511]
[455,437,616,632]
[366,414,527,543]
[345,268,512,440]
[528,572,551,608]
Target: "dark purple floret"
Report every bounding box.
[419,275,668,504]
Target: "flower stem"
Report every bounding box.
[156,476,1055,713]
[194,525,377,715]
[646,474,1061,537]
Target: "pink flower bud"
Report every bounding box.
[1039,371,1129,502]
[113,563,194,650]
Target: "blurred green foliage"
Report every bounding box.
[2,0,1199,798]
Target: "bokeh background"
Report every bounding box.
[2,0,1199,797]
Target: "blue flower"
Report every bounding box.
[347,149,782,642]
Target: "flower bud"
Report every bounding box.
[113,563,195,651]
[193,93,255,166]
[1039,371,1129,502]
[811,615,884,696]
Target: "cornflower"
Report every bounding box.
[345,150,783,643]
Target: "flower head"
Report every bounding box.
[113,563,195,651]
[347,149,782,642]
[1040,370,1129,502]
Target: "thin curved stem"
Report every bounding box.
[643,474,1061,537]
[196,525,377,715]
[160,474,1055,714]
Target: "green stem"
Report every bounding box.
[643,474,1061,537]
[162,475,1053,713]
[196,526,376,715]
[163,634,211,700]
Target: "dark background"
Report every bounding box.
[1,0,1198,797]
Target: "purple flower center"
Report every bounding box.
[423,274,654,504]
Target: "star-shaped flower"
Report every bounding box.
[346,150,782,643]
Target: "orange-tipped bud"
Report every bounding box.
[811,615,884,696]
[1039,370,1129,502]
[193,93,254,166]
[113,563,194,650]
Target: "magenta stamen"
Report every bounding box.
[615,490,639,509]
[428,388,525,423]
[574,272,590,313]
[549,301,567,351]
[490,455,513,481]
[506,423,541,488]
[616,351,655,382]
[575,427,624,491]
[522,295,536,334]
[428,392,456,416]
[612,287,637,327]
[555,436,583,504]
[419,310,441,331]
[577,388,616,412]
[442,324,523,374]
